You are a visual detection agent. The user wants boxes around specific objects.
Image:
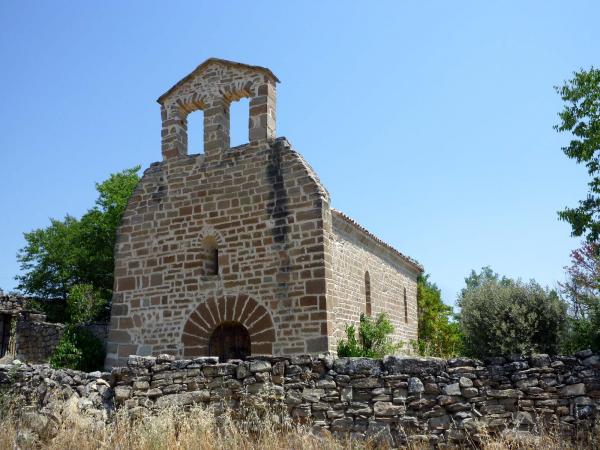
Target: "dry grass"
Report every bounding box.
[0,401,598,450]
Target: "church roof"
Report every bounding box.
[331,209,424,272]
[157,58,280,104]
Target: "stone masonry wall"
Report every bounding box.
[0,295,25,313]
[107,137,332,367]
[2,352,599,447]
[0,296,65,364]
[15,313,64,363]
[328,212,420,349]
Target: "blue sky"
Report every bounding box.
[1,1,598,306]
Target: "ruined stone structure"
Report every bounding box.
[0,295,64,363]
[106,58,422,368]
[2,352,600,446]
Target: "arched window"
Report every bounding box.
[365,271,372,316]
[404,287,408,323]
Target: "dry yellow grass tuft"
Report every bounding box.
[0,403,598,450]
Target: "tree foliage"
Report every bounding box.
[414,274,462,357]
[458,267,567,358]
[559,242,600,352]
[337,313,401,358]
[16,167,140,300]
[49,325,105,372]
[66,283,108,325]
[555,68,600,242]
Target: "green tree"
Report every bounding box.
[66,283,108,324]
[555,68,600,242]
[337,313,401,358]
[414,274,462,357]
[16,166,140,301]
[560,242,600,352]
[458,267,567,358]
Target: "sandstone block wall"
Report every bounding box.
[328,211,420,349]
[107,138,332,367]
[2,352,599,447]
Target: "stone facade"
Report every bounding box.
[2,352,599,446]
[106,58,422,368]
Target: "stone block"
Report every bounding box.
[408,377,424,394]
[559,383,585,397]
[384,356,446,375]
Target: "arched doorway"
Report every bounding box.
[209,322,251,361]
[181,294,275,358]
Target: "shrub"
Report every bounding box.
[458,267,567,358]
[49,325,105,371]
[337,313,401,358]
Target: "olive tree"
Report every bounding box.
[458,267,567,358]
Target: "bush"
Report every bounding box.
[413,274,463,357]
[458,267,567,358]
[337,313,401,358]
[49,325,105,371]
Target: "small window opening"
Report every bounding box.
[187,109,204,154]
[212,248,219,275]
[201,235,220,276]
[365,271,372,316]
[229,97,249,147]
[403,287,408,323]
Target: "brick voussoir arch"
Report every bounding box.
[182,293,275,358]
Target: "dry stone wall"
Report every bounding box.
[2,352,599,447]
[0,295,25,312]
[0,295,65,364]
[14,313,64,363]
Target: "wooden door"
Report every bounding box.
[209,322,251,361]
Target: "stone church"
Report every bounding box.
[105,59,422,368]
